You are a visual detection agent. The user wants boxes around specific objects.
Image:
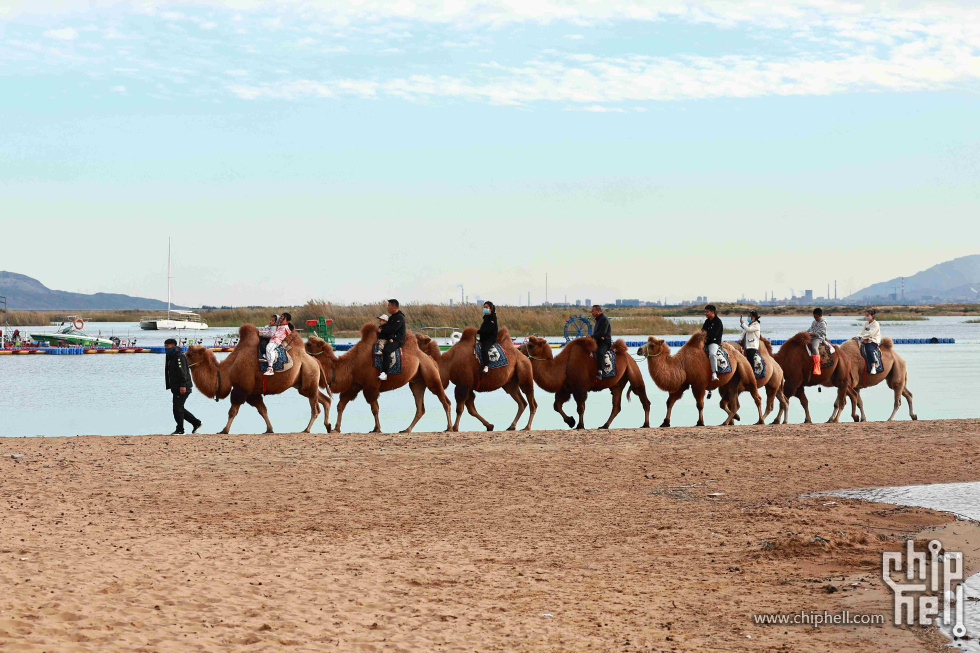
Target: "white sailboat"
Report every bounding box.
[139,239,209,331]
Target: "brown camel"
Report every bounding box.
[636,331,758,427]
[837,338,917,422]
[304,323,452,434]
[185,324,329,434]
[518,336,651,430]
[415,326,537,431]
[773,332,853,424]
[718,337,788,425]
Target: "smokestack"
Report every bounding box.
[545,273,548,305]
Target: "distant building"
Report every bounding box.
[585,298,591,307]
[615,299,641,307]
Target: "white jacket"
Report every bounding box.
[858,319,881,345]
[739,319,762,350]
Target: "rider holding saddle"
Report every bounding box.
[377,299,405,381]
[591,305,611,380]
[702,304,724,381]
[478,301,498,374]
[737,310,762,373]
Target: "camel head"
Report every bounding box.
[414,333,442,359]
[304,335,335,360]
[184,344,219,398]
[519,336,553,360]
[638,336,667,359]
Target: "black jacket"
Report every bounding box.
[702,316,724,346]
[478,313,498,343]
[165,349,193,393]
[592,313,611,346]
[378,310,406,347]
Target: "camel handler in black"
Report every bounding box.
[377,299,406,381]
[478,301,498,374]
[164,338,201,435]
[591,304,611,380]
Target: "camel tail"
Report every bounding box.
[626,386,634,403]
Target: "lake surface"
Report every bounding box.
[1,315,977,437]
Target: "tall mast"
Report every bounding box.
[167,237,172,315]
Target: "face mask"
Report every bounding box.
[165,346,177,356]
[483,308,490,315]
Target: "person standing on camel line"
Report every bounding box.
[164,338,201,435]
[377,299,405,381]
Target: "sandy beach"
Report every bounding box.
[2,419,979,651]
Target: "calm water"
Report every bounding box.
[825,482,980,651]
[1,315,977,437]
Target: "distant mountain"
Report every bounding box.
[846,255,980,302]
[0,271,178,310]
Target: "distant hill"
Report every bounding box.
[0,271,178,310]
[847,254,980,302]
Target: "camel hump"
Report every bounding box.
[496,326,510,343]
[415,333,432,347]
[461,326,478,340]
[238,324,260,345]
[612,339,627,355]
[880,337,894,349]
[359,322,379,341]
[683,330,706,349]
[760,337,773,355]
[570,336,597,354]
[783,331,811,348]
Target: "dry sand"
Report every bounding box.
[2,419,980,651]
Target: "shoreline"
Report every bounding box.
[2,419,979,650]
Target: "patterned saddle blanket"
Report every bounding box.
[860,342,884,375]
[596,349,617,379]
[259,344,292,373]
[374,345,403,375]
[747,350,766,380]
[818,342,835,367]
[705,345,732,375]
[473,342,509,370]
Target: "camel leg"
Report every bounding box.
[903,387,917,420]
[318,390,333,432]
[573,389,587,430]
[363,387,383,433]
[634,385,651,428]
[244,394,275,434]
[554,390,575,428]
[661,390,685,428]
[301,389,320,434]
[761,385,776,422]
[849,388,866,422]
[399,380,426,434]
[776,385,789,425]
[452,385,469,432]
[795,387,812,424]
[332,389,359,434]
[693,387,707,427]
[502,376,525,431]
[419,363,453,432]
[519,378,537,431]
[464,393,494,431]
[599,381,626,429]
[719,388,739,426]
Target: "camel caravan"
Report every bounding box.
[181,301,915,434]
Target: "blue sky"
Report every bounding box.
[1,0,978,306]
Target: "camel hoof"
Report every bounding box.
[575,425,586,430]
[371,428,382,434]
[326,425,332,433]
[598,425,609,430]
[912,414,918,421]
[564,416,576,428]
[506,425,516,431]
[769,419,779,426]
[733,414,741,422]
[486,424,494,432]
[696,420,705,427]
[804,419,812,424]
[218,429,230,435]
[265,429,274,434]
[659,420,670,428]
[852,415,860,422]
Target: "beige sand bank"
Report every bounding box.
[2,419,979,651]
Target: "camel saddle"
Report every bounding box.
[859,342,884,375]
[473,342,509,370]
[596,349,617,379]
[259,343,293,373]
[818,342,834,368]
[748,350,766,380]
[704,344,732,375]
[373,344,403,375]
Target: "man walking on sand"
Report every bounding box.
[165,338,202,435]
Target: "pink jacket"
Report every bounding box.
[269,324,290,345]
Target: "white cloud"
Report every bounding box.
[43,27,78,40]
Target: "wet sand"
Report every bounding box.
[2,419,979,651]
